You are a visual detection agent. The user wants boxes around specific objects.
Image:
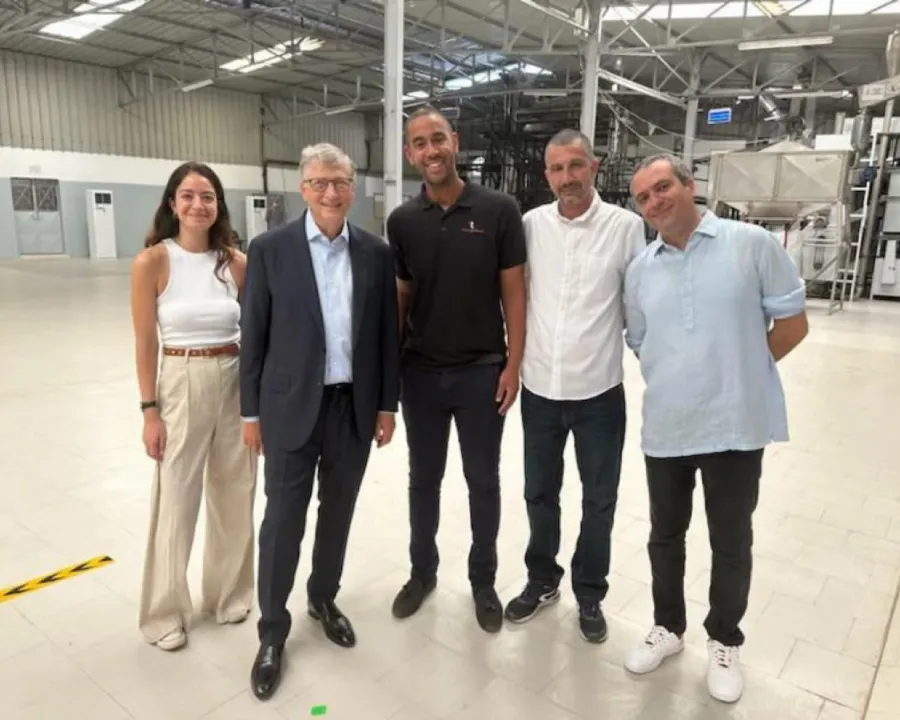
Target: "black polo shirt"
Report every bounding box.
[386,182,527,369]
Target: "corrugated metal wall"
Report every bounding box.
[0,51,369,169]
[263,111,368,168]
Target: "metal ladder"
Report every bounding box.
[821,145,876,313]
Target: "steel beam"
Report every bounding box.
[383,0,404,234]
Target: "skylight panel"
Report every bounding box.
[220,36,325,74]
[39,0,145,41]
[442,61,550,92]
[607,0,897,20]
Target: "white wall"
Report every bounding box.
[0,146,277,191]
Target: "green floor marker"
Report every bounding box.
[310,706,327,716]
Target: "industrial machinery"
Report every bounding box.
[85,189,117,259]
[848,30,900,299]
[707,139,856,313]
[245,195,268,244]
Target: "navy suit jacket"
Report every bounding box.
[239,215,400,452]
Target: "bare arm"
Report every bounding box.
[230,249,247,298]
[500,265,526,370]
[130,251,160,406]
[768,312,808,361]
[755,226,808,362]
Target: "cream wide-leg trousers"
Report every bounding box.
[139,350,258,644]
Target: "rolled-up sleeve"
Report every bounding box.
[624,256,646,355]
[756,229,806,319]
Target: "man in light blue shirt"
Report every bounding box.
[621,154,808,705]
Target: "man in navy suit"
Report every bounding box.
[239,142,400,701]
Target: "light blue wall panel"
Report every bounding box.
[0,178,396,259]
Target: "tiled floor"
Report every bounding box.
[1,258,899,720]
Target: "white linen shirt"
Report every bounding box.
[522,190,646,401]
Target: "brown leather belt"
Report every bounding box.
[162,343,239,358]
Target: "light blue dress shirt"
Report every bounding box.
[624,211,806,458]
[306,210,353,385]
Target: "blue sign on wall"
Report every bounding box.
[707,107,733,125]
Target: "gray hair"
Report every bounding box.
[545,129,595,160]
[633,153,693,184]
[299,142,356,180]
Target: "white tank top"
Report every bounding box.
[157,238,241,348]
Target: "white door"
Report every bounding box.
[11,178,65,256]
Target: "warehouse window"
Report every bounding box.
[10,179,35,212]
[9,179,60,213]
[34,181,60,213]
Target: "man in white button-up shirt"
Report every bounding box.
[504,129,646,643]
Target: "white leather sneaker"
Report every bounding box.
[624,625,684,674]
[707,640,743,703]
[156,628,186,651]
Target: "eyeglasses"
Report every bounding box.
[304,178,353,193]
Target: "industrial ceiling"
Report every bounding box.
[0,0,896,129]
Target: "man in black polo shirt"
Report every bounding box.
[386,106,527,632]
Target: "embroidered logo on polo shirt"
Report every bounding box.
[461,220,485,234]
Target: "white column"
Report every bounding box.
[683,55,701,165]
[579,0,603,143]
[382,0,404,235]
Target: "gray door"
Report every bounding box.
[11,178,65,255]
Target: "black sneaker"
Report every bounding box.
[504,583,561,623]
[473,587,503,633]
[578,600,608,643]
[391,577,436,619]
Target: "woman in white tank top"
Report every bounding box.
[130,162,258,652]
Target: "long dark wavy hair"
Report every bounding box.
[145,161,235,282]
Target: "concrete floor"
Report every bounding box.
[1,257,899,720]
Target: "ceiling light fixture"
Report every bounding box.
[595,67,685,107]
[737,35,833,51]
[181,79,214,93]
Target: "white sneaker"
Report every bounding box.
[156,629,186,651]
[624,625,684,674]
[707,640,743,703]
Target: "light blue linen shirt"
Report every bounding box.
[306,210,353,385]
[624,211,806,458]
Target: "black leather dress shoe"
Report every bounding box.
[308,600,356,648]
[251,643,284,701]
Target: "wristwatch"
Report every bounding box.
[140,400,158,412]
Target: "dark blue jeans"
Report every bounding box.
[521,383,626,603]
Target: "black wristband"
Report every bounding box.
[140,400,158,412]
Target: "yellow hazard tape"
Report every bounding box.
[0,555,114,604]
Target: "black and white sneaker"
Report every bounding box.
[503,583,561,623]
[578,600,608,644]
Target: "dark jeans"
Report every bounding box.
[521,384,626,603]
[645,449,763,647]
[401,363,505,590]
[257,385,372,647]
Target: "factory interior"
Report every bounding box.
[2,0,900,718]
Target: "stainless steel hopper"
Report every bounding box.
[707,139,854,223]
